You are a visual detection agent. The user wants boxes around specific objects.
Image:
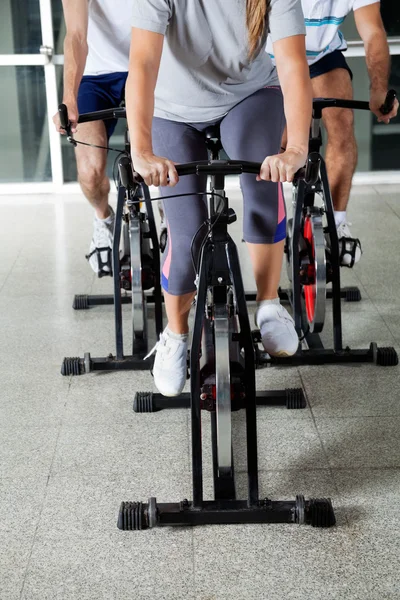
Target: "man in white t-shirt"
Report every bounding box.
[53,0,131,276]
[268,0,398,266]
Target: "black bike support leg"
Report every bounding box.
[190,249,211,509]
[320,159,343,352]
[113,183,126,360]
[143,184,164,338]
[291,181,305,336]
[226,239,259,507]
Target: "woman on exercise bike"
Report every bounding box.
[127,0,312,397]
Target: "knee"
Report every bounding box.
[78,164,108,195]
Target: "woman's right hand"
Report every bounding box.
[132,152,179,187]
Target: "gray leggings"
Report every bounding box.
[153,86,286,295]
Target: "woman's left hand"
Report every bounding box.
[258,148,307,183]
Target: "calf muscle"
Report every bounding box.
[311,68,357,211]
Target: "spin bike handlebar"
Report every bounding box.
[58,103,127,145]
[59,88,396,133]
[130,154,321,187]
[312,89,397,118]
[59,90,396,186]
[58,102,320,185]
[58,103,126,129]
[59,88,397,138]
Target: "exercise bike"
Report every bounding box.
[58,104,164,376]
[274,90,398,367]
[155,94,399,369]
[118,151,336,530]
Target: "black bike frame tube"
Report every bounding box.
[291,180,306,336]
[113,182,126,360]
[320,159,343,351]
[190,247,211,509]
[226,238,259,507]
[77,107,126,123]
[142,183,164,337]
[211,411,236,500]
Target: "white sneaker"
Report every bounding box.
[336,221,362,267]
[147,329,188,397]
[256,303,299,357]
[87,207,115,275]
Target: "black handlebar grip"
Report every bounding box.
[58,103,69,130]
[380,89,397,115]
[304,152,321,185]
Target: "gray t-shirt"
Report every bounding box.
[131,0,305,122]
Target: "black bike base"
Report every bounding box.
[256,342,398,368]
[61,352,153,376]
[270,287,398,368]
[133,388,306,413]
[74,285,361,310]
[73,293,162,310]
[118,496,336,530]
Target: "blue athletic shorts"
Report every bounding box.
[309,50,353,81]
[77,72,128,139]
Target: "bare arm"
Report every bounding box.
[274,35,312,158]
[126,28,178,186]
[53,0,89,132]
[355,2,399,122]
[260,35,312,183]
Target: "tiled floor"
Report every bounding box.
[1,184,399,600]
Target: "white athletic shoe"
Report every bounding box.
[87,207,115,275]
[256,303,299,357]
[336,221,362,267]
[148,329,188,397]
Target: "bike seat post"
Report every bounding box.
[203,125,229,226]
[204,124,223,161]
[310,107,323,154]
[124,128,130,155]
[208,173,229,240]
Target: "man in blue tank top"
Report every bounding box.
[53,0,131,276]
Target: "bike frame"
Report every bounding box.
[118,160,337,529]
[262,95,398,367]
[60,106,164,375]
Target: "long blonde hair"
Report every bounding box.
[246,0,271,59]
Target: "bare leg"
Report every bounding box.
[247,240,285,301]
[163,291,195,334]
[75,121,111,219]
[164,241,285,332]
[311,69,357,212]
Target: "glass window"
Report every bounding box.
[0,0,42,54]
[0,67,51,183]
[341,10,360,41]
[339,1,400,42]
[345,56,400,172]
[52,0,65,55]
[381,1,400,37]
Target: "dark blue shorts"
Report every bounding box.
[77,72,128,139]
[309,50,353,81]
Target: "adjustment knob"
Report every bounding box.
[228,208,237,224]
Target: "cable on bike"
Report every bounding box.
[64,135,127,155]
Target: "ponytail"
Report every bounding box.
[246,0,271,59]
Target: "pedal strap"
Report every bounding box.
[338,236,362,269]
[85,246,113,278]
